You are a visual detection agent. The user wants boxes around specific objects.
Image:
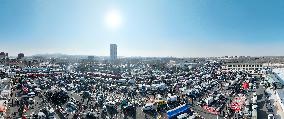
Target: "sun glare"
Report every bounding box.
[105,10,122,29]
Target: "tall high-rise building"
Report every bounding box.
[0,52,5,59]
[18,53,25,59]
[110,44,117,60]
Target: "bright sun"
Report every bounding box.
[105,10,122,29]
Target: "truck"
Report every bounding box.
[116,79,127,84]
[251,109,257,119]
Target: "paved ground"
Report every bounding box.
[266,88,284,119]
[256,84,269,119]
[189,79,270,119]
[191,104,222,119]
[7,85,156,119]
[190,84,226,119]
[7,78,275,119]
[7,89,61,119]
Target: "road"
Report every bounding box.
[255,84,268,119]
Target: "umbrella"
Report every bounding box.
[242,82,249,89]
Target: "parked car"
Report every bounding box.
[142,103,157,111]
[268,114,274,119]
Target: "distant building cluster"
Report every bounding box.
[0,52,8,59]
[0,52,25,60]
[221,56,250,59]
[87,56,95,61]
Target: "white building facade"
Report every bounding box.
[222,63,264,75]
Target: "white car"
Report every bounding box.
[167,95,178,102]
[142,103,157,111]
[105,101,116,107]
[253,85,257,90]
[253,92,257,97]
[177,113,188,119]
[268,114,274,119]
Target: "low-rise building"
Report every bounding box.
[222,63,264,74]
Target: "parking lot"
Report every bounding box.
[0,59,276,119]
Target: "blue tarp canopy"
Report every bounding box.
[167,104,191,119]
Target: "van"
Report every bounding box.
[167,95,178,102]
[29,98,34,104]
[177,113,189,119]
[142,103,157,111]
[28,92,36,97]
[105,101,116,107]
[268,114,274,119]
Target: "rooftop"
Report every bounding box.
[273,68,284,84]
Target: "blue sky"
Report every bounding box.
[0,0,284,57]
